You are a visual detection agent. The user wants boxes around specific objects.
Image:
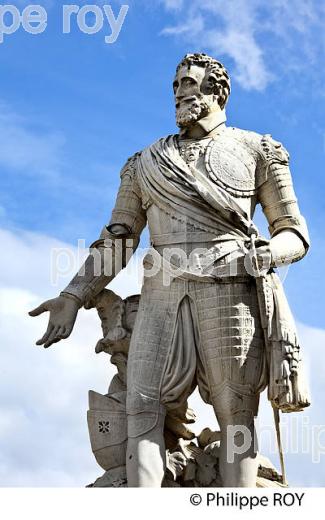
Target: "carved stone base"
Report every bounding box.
[87,430,287,488]
[87,466,127,488]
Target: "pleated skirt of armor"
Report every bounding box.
[126,269,268,423]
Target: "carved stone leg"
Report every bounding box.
[126,412,166,487]
[125,276,197,487]
[217,411,258,487]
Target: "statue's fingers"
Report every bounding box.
[255,247,269,260]
[44,326,61,349]
[29,302,48,317]
[60,326,72,340]
[49,336,63,346]
[258,253,271,272]
[36,323,54,345]
[258,251,270,263]
[48,326,68,346]
[57,325,66,337]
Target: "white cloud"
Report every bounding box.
[0,286,109,486]
[0,102,65,179]
[162,14,204,37]
[0,228,143,299]
[0,227,143,486]
[0,227,324,486]
[159,0,324,91]
[159,0,184,11]
[0,228,79,297]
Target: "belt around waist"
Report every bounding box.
[150,231,238,246]
[143,247,251,282]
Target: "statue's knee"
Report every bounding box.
[211,383,259,427]
[126,391,166,438]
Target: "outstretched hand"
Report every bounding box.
[29,295,80,348]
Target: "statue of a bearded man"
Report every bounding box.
[30,53,310,487]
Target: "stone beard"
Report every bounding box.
[176,95,211,128]
[30,52,311,489]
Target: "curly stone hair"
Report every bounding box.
[176,53,231,110]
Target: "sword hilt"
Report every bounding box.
[250,232,260,277]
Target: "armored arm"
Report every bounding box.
[257,135,310,267]
[30,153,146,348]
[62,153,147,306]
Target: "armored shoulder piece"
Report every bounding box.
[260,134,290,166]
[257,134,310,250]
[120,152,141,179]
[108,151,146,237]
[225,127,261,151]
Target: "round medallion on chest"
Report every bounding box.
[205,139,257,197]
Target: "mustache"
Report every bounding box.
[175,95,203,110]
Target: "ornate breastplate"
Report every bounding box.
[205,136,257,197]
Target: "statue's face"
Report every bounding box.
[173,64,217,129]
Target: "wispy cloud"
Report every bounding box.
[159,0,324,91]
[159,0,184,10]
[0,102,65,179]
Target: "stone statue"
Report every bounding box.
[29,53,310,487]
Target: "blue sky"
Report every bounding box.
[0,0,324,487]
[1,0,324,324]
